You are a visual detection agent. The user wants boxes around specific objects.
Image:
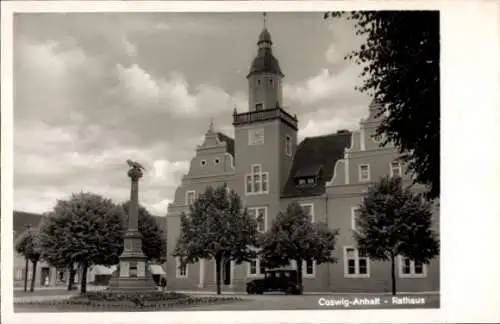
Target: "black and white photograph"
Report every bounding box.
[1,1,499,323]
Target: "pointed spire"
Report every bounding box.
[207,117,215,134]
[258,12,272,46]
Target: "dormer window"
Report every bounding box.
[255,103,264,111]
[294,165,322,187]
[296,177,316,186]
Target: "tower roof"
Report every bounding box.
[247,14,284,78]
[258,28,272,44]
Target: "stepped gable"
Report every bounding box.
[282,131,352,198]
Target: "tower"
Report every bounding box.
[247,13,284,112]
[233,13,298,230]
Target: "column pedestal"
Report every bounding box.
[107,166,157,292]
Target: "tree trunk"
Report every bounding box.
[80,263,89,294]
[23,257,29,292]
[391,253,396,296]
[30,260,37,292]
[296,259,303,293]
[215,255,221,295]
[67,264,76,291]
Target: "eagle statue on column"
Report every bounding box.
[126,159,145,170]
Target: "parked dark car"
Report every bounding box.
[246,269,302,295]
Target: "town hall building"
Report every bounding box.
[165,23,440,293]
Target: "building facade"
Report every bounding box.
[166,26,440,293]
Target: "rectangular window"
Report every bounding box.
[305,259,315,276]
[246,175,252,193]
[261,174,268,192]
[290,260,316,278]
[14,268,25,281]
[185,190,196,206]
[255,103,263,111]
[245,164,269,195]
[285,135,292,156]
[300,203,314,222]
[176,257,188,278]
[306,177,315,184]
[402,258,411,274]
[248,207,267,232]
[351,207,361,230]
[399,256,427,278]
[390,161,402,177]
[249,260,257,275]
[344,247,370,277]
[253,174,261,192]
[247,258,265,276]
[358,164,370,182]
[298,178,306,185]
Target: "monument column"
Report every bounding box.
[109,160,157,292]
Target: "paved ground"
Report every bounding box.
[14,286,106,302]
[14,290,439,312]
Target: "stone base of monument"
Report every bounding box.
[107,277,158,292]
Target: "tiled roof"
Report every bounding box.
[248,50,283,78]
[282,131,352,198]
[13,211,44,233]
[217,132,235,159]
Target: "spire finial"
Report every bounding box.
[263,12,267,29]
[208,117,214,133]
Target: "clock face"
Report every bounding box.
[249,128,264,145]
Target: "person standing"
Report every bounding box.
[160,277,166,292]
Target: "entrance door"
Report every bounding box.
[223,260,231,285]
[40,267,50,286]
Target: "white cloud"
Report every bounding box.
[284,67,362,106]
[121,35,137,57]
[116,63,161,105]
[151,160,189,184]
[15,38,102,125]
[18,39,87,80]
[15,123,77,153]
[115,63,247,118]
[151,199,171,216]
[298,118,356,142]
[324,43,344,65]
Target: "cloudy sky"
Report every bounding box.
[14,12,371,216]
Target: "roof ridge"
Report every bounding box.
[300,130,351,144]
